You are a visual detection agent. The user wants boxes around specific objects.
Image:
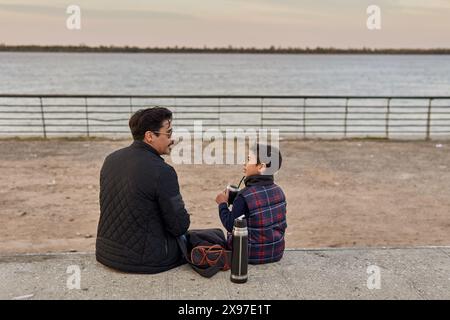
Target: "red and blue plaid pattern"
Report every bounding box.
[228,184,287,264]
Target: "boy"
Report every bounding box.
[215,144,287,264]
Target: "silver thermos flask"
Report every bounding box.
[230,215,248,283]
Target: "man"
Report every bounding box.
[96,107,190,274]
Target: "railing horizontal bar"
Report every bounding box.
[269,125,429,128]
[173,118,219,121]
[0,124,448,133]
[0,110,253,115]
[40,105,133,108]
[1,103,449,110]
[3,104,447,110]
[303,111,383,114]
[0,131,131,134]
[0,124,126,127]
[0,118,43,120]
[0,108,447,113]
[0,117,122,121]
[205,105,439,109]
[2,94,450,99]
[2,111,450,117]
[0,110,128,114]
[85,118,128,122]
[0,105,41,107]
[0,118,450,127]
[0,123,220,127]
[0,111,44,114]
[217,123,432,127]
[183,110,263,114]
[263,118,390,121]
[2,130,449,134]
[0,104,140,108]
[389,112,447,115]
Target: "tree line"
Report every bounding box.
[1,44,449,54]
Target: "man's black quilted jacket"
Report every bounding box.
[96,140,190,273]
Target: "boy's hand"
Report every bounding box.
[215,189,229,205]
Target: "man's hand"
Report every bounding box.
[215,189,229,205]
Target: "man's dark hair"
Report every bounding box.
[251,143,283,173]
[129,107,172,140]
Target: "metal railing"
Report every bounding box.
[0,94,449,139]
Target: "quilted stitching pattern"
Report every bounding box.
[96,141,190,273]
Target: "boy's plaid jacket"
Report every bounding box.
[228,183,287,264]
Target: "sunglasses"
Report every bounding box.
[152,129,173,138]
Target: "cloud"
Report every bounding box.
[392,0,450,9]
[383,0,450,14]
[0,3,61,16]
[0,3,197,21]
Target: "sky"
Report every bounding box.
[0,0,449,48]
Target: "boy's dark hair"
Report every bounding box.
[129,107,172,140]
[251,143,282,174]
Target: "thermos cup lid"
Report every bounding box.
[234,217,247,228]
[227,185,239,192]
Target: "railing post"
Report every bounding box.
[426,98,433,141]
[129,96,133,116]
[386,98,391,139]
[260,97,264,129]
[297,99,302,139]
[344,98,349,138]
[39,97,47,139]
[85,97,90,137]
[218,97,221,132]
[303,98,307,138]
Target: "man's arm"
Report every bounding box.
[157,165,190,237]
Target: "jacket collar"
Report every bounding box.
[244,174,274,187]
[131,140,164,161]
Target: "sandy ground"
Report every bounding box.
[0,138,449,254]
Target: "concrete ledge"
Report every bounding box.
[1,247,450,300]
